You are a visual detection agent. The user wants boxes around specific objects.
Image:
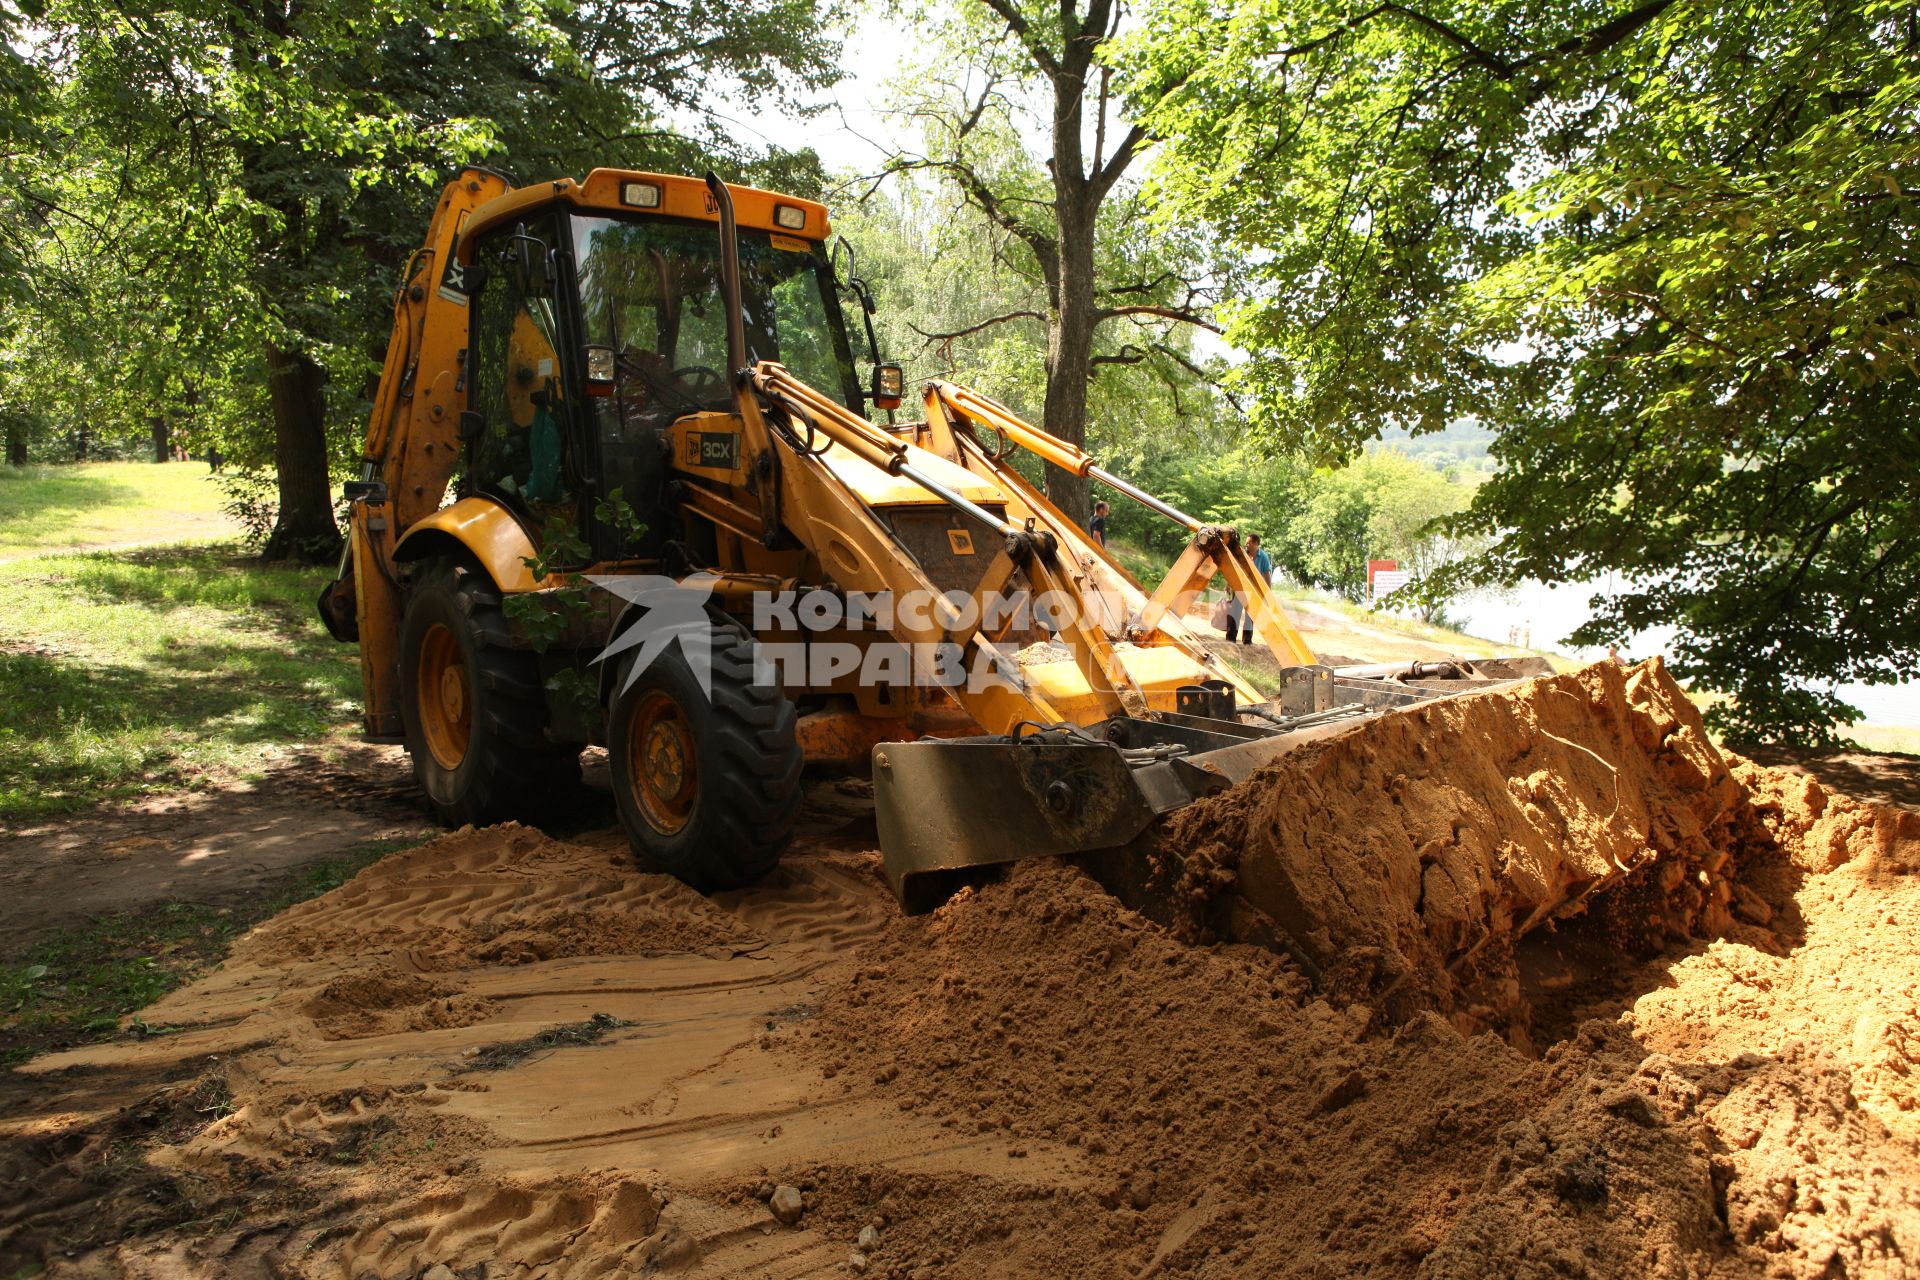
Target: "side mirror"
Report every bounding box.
[869,363,904,411]
[458,409,486,442]
[584,345,616,386]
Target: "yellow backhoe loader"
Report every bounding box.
[320,166,1524,905]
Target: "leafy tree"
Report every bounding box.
[12,0,840,555]
[874,0,1220,519]
[0,0,45,306]
[835,164,1235,485]
[1127,0,1920,742]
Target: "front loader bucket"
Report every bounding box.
[874,665,1534,913]
[873,707,1386,912]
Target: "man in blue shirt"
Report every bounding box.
[1229,534,1276,643]
[1248,533,1274,583]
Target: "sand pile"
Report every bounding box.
[6,667,1920,1279]
[798,754,1920,1278]
[1160,660,1746,1046]
[244,822,762,969]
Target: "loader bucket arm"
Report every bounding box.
[921,380,1318,670]
[703,177,1151,731]
[745,362,1148,728]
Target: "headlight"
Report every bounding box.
[871,362,904,409]
[774,203,807,231]
[621,181,661,209]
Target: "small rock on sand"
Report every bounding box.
[856,1224,881,1249]
[770,1184,805,1225]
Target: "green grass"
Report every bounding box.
[0,461,234,560]
[0,543,359,819]
[0,838,418,1066]
[1106,536,1173,587]
[1847,723,1920,756]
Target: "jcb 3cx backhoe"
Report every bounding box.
[321,166,1526,907]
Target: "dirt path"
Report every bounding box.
[0,741,431,953]
[4,690,1920,1278]
[0,523,241,565]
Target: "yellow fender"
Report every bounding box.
[392,496,544,593]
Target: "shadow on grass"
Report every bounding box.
[0,641,356,818]
[0,546,359,818]
[0,471,152,536]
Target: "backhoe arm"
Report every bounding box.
[320,167,513,735]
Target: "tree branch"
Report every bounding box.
[1096,303,1222,333]
[910,310,1047,343]
[886,155,1059,265]
[1091,121,1148,200]
[978,0,1061,76]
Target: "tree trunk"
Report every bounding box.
[150,414,170,463]
[1042,205,1099,524]
[5,419,25,467]
[262,343,341,562]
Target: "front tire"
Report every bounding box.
[398,556,578,826]
[607,621,801,891]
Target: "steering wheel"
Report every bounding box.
[671,365,729,401]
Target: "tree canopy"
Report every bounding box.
[1125,0,1920,741]
[863,0,1225,518]
[3,0,842,553]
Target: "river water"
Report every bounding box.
[1448,577,1920,728]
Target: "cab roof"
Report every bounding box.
[461,169,831,246]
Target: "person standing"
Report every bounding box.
[1247,533,1273,585]
[1227,534,1274,643]
[1089,499,1110,547]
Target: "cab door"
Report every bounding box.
[465,215,582,557]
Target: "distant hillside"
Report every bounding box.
[1374,420,1495,472]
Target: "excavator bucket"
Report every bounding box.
[877,656,1733,1050]
[875,661,1544,910]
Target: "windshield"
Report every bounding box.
[570,214,860,420]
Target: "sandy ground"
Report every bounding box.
[3,664,1919,1278]
[0,742,433,952]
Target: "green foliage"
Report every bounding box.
[0,545,359,817]
[0,1,843,542]
[1111,442,1479,609]
[1128,0,1920,742]
[499,492,646,714]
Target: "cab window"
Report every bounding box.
[467,219,574,520]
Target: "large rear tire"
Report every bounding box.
[398,556,578,826]
[607,620,801,891]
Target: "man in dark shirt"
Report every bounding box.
[1089,500,1110,546]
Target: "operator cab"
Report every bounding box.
[454,172,874,565]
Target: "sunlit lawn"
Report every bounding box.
[0,544,359,820]
[0,461,236,560]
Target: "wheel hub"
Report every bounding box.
[628,690,697,835]
[416,622,472,771]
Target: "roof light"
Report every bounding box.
[621,181,661,209]
[774,204,807,231]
